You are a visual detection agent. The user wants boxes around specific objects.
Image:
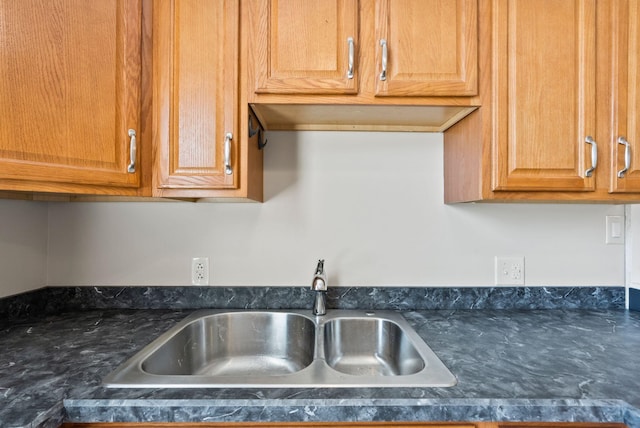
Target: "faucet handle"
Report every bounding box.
[312,277,327,291]
[311,259,327,291]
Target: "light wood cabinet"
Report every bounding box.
[248,0,480,132]
[254,0,359,95]
[152,0,263,200]
[374,0,477,97]
[492,0,597,192]
[0,0,143,195]
[609,0,640,193]
[0,0,262,201]
[253,0,476,97]
[444,0,640,202]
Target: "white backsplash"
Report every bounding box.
[43,131,625,288]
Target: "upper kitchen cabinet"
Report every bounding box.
[493,0,597,193]
[247,0,480,132]
[153,0,263,200]
[0,0,143,195]
[444,0,640,202]
[253,0,359,95]
[609,0,640,193]
[374,0,478,97]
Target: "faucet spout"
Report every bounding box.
[311,259,327,315]
[312,292,326,316]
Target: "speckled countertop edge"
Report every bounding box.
[62,397,632,423]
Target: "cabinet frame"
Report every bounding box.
[444,0,640,202]
[247,0,480,132]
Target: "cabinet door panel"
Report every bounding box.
[0,0,141,188]
[154,0,237,189]
[254,0,359,94]
[375,0,478,97]
[493,0,597,191]
[610,0,640,192]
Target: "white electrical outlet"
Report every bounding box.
[495,256,525,285]
[191,257,209,285]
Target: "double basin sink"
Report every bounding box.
[104,309,456,388]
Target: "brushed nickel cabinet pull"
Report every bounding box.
[379,39,387,81]
[127,129,136,173]
[585,136,597,177]
[617,136,631,178]
[347,37,355,79]
[224,132,233,175]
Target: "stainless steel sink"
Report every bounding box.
[324,318,425,376]
[141,312,315,377]
[103,309,456,388]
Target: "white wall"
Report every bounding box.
[628,205,640,292]
[0,199,48,298]
[46,132,625,287]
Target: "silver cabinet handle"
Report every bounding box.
[347,37,354,79]
[617,136,631,178]
[224,132,233,175]
[585,136,598,177]
[379,39,387,81]
[127,129,136,173]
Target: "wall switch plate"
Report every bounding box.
[495,256,525,285]
[191,257,209,285]
[605,215,625,245]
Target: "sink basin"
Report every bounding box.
[141,312,315,377]
[324,318,425,376]
[104,309,456,388]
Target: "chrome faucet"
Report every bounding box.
[311,259,327,316]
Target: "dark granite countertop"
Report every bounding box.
[2,306,640,428]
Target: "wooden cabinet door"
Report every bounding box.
[0,0,141,190]
[153,0,238,190]
[374,0,478,97]
[610,0,640,192]
[492,0,598,192]
[253,0,359,95]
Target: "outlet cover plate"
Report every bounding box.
[495,256,525,286]
[605,215,625,245]
[191,257,209,285]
